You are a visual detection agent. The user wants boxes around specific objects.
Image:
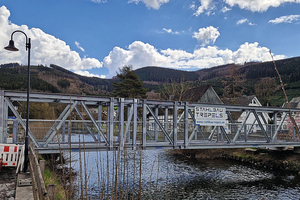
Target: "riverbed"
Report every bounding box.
[66,134,300,199]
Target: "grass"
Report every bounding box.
[44,169,67,200]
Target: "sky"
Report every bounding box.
[0,0,300,79]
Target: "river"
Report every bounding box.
[66,134,300,199]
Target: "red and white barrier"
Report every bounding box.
[0,144,20,167]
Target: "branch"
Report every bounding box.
[269,50,300,136]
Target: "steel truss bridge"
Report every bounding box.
[1,90,300,154]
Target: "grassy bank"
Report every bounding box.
[40,154,75,200]
[169,148,300,174]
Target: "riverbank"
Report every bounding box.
[169,148,300,174]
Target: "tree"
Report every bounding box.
[159,76,192,101]
[112,65,148,99]
[254,77,278,102]
[222,65,245,98]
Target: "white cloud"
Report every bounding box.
[128,0,169,9]
[221,6,231,13]
[268,15,300,24]
[75,41,85,52]
[75,70,106,78]
[224,0,300,12]
[237,18,248,25]
[162,28,181,34]
[103,41,285,78]
[0,6,102,74]
[237,18,256,26]
[192,26,220,46]
[191,0,215,16]
[91,0,107,3]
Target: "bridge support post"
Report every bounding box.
[109,98,114,149]
[132,99,138,149]
[154,106,158,141]
[142,100,147,148]
[119,98,124,149]
[164,108,168,141]
[98,105,102,129]
[184,103,189,148]
[0,90,4,143]
[13,119,18,144]
[173,102,177,148]
[0,91,8,143]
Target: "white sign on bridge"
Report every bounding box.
[195,106,226,126]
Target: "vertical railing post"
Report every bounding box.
[68,121,71,144]
[0,90,4,143]
[119,98,124,149]
[164,108,168,141]
[132,99,138,149]
[62,121,65,143]
[173,101,178,148]
[184,103,189,148]
[127,106,131,142]
[13,119,18,143]
[109,97,114,149]
[142,100,147,148]
[154,106,158,141]
[98,104,102,128]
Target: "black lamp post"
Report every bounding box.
[4,30,31,173]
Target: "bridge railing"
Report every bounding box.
[1,90,300,151]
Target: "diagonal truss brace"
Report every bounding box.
[272,112,287,141]
[4,97,39,147]
[73,107,98,142]
[233,111,252,142]
[252,111,270,143]
[188,110,206,143]
[44,101,79,146]
[81,101,108,144]
[146,104,173,144]
[42,104,71,142]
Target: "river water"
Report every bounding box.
[66,134,300,199]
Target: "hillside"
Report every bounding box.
[0,63,113,96]
[1,56,300,107]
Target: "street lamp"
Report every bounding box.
[4,30,31,173]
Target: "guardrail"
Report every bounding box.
[29,144,56,200]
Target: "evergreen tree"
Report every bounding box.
[112,65,148,99]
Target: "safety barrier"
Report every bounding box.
[0,144,20,167]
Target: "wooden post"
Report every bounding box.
[48,184,56,200]
[39,160,45,180]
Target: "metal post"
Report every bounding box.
[119,98,124,149]
[98,105,102,129]
[0,91,4,143]
[154,106,158,141]
[164,108,168,141]
[132,99,138,149]
[142,100,147,148]
[13,120,18,144]
[173,102,177,148]
[184,103,189,148]
[109,98,114,148]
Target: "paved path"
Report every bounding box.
[0,167,16,200]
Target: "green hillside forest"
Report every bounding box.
[1,56,300,107]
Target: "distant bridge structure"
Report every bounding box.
[1,90,300,154]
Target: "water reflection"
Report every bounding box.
[66,134,300,199]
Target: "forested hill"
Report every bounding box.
[1,56,300,106]
[0,63,113,96]
[135,66,199,83]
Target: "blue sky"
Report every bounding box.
[1,0,300,78]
